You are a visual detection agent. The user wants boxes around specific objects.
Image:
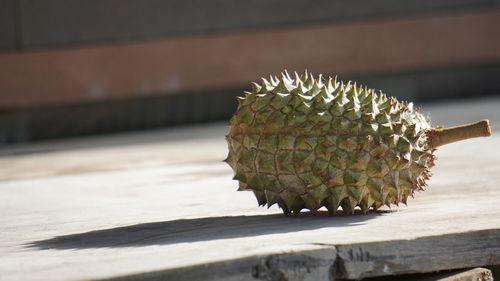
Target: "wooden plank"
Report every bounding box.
[104,248,336,281]
[107,260,497,281]
[0,99,499,281]
[365,267,494,281]
[17,0,498,48]
[0,10,499,109]
[0,0,17,50]
[335,231,500,279]
[420,268,493,281]
[0,122,228,180]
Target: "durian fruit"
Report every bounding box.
[225,71,491,215]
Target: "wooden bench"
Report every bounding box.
[0,98,499,280]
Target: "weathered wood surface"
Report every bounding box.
[367,267,493,281]
[0,98,499,281]
[423,268,493,281]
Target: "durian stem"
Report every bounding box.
[427,119,491,148]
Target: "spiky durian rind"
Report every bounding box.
[226,71,435,215]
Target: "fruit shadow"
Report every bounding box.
[27,210,392,250]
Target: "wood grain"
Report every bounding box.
[421,268,493,281]
[1,10,499,108]
[0,123,228,181]
[0,99,499,280]
[365,267,494,281]
[335,231,500,279]
[106,248,336,281]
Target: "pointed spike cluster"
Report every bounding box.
[227,71,439,215]
[251,82,262,94]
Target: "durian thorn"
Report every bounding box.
[427,120,491,148]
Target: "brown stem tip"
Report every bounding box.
[427,119,491,148]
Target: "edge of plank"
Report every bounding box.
[334,229,500,279]
[104,246,337,281]
[101,229,500,280]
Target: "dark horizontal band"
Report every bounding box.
[1,0,498,51]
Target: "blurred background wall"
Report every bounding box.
[0,0,499,144]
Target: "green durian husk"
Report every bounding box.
[226,71,435,215]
